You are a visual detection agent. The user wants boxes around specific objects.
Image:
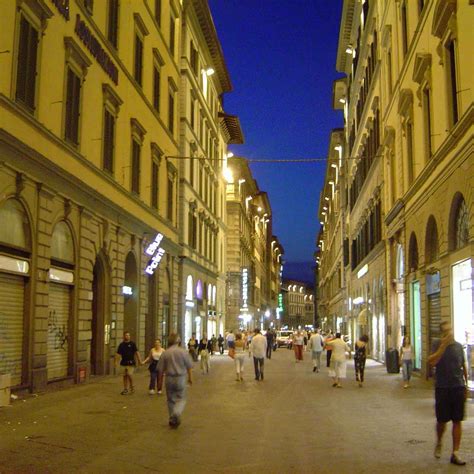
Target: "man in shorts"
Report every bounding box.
[428,321,468,466]
[116,331,142,395]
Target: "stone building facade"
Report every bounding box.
[281,280,315,330]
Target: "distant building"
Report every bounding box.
[282,280,314,329]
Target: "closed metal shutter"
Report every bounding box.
[428,293,442,352]
[48,283,70,380]
[0,272,25,386]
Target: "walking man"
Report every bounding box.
[326,332,351,388]
[250,328,267,380]
[265,328,274,359]
[158,333,193,428]
[428,321,468,466]
[218,334,225,354]
[226,330,236,349]
[308,329,325,372]
[115,331,142,395]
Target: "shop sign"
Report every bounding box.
[278,293,283,311]
[145,233,166,275]
[74,14,119,84]
[241,268,249,311]
[426,271,440,295]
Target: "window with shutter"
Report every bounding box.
[65,68,81,145]
[151,160,159,209]
[103,109,115,173]
[134,34,143,86]
[131,140,141,194]
[107,0,119,48]
[153,66,160,112]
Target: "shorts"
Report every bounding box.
[435,387,465,423]
[120,366,135,376]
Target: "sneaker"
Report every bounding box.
[434,444,442,459]
[336,384,342,388]
[450,454,466,466]
[313,367,317,372]
[332,383,338,387]
[169,415,178,428]
[260,374,264,380]
[240,376,243,381]
[404,384,409,389]
[149,389,156,395]
[157,390,162,395]
[130,387,135,394]
[120,389,128,395]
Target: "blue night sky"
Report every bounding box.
[209,0,344,268]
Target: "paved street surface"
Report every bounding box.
[1,349,473,474]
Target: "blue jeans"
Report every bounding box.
[165,375,187,419]
[402,360,412,382]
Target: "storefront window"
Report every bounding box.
[51,221,74,263]
[0,199,31,250]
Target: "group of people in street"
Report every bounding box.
[114,321,469,467]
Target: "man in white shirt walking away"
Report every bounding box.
[250,328,267,381]
[308,330,325,373]
[326,332,351,388]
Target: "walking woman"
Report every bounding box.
[293,331,304,362]
[198,336,211,374]
[354,335,369,387]
[399,336,413,388]
[188,333,198,362]
[234,333,246,381]
[143,339,165,394]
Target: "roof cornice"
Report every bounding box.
[336,0,357,73]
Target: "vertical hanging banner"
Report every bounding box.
[145,233,166,275]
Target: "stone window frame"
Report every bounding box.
[168,77,178,135]
[398,89,415,189]
[150,142,163,211]
[130,118,147,196]
[102,84,123,175]
[166,161,177,224]
[381,25,393,101]
[152,47,164,114]
[133,13,149,88]
[63,37,92,148]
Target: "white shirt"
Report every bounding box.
[327,338,350,362]
[250,333,267,358]
[308,334,324,352]
[226,333,235,342]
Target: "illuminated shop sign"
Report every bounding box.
[278,293,283,311]
[122,286,133,295]
[74,14,119,84]
[145,233,166,275]
[241,268,249,311]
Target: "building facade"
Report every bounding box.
[225,157,283,331]
[281,280,315,330]
[318,0,473,381]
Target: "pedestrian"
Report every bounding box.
[157,333,193,428]
[293,331,304,362]
[142,338,165,394]
[308,329,325,372]
[234,333,246,381]
[428,321,468,466]
[326,332,351,388]
[325,331,335,367]
[250,328,267,381]
[188,333,198,362]
[303,330,308,351]
[210,334,217,355]
[399,336,413,389]
[218,334,224,354]
[354,335,369,387]
[198,336,210,374]
[246,331,253,357]
[265,328,274,359]
[226,330,235,349]
[115,331,142,395]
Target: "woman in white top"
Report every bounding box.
[399,337,413,388]
[143,339,165,394]
[293,331,305,362]
[234,333,246,381]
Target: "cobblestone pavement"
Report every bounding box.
[0,348,473,474]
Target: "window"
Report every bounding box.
[190,94,195,129]
[155,0,161,27]
[168,80,177,134]
[418,0,425,15]
[84,0,94,14]
[131,139,141,194]
[16,15,39,111]
[107,0,119,49]
[387,49,393,96]
[422,87,432,159]
[167,171,174,221]
[169,14,176,55]
[406,120,414,185]
[153,66,160,112]
[103,109,115,173]
[151,159,159,209]
[134,33,143,86]
[65,68,81,145]
[189,154,194,186]
[455,200,469,250]
[446,39,459,125]
[190,40,198,75]
[401,2,408,57]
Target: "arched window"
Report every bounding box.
[449,194,469,251]
[425,216,439,264]
[186,275,193,301]
[0,199,31,250]
[396,244,405,280]
[408,232,419,272]
[51,221,74,263]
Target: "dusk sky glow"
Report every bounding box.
[209,0,344,264]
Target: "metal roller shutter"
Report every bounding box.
[48,283,70,380]
[0,272,25,386]
[428,293,442,352]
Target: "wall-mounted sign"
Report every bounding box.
[241,268,249,311]
[278,293,283,311]
[122,285,133,295]
[74,14,119,84]
[145,233,166,275]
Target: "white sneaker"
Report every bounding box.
[149,389,156,395]
[157,390,162,395]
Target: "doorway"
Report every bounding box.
[124,252,138,341]
[410,281,422,370]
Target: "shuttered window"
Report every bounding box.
[65,68,81,145]
[134,34,143,86]
[155,0,161,27]
[168,90,174,133]
[107,0,119,48]
[103,109,115,173]
[131,139,140,194]
[167,175,173,220]
[169,15,176,55]
[153,66,160,112]
[151,160,159,209]
[16,16,38,111]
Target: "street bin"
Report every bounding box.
[385,348,400,373]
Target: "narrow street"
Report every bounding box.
[1,349,472,473]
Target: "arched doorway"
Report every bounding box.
[91,253,111,375]
[124,251,138,341]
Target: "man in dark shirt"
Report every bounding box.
[115,331,142,395]
[265,329,274,359]
[428,321,468,466]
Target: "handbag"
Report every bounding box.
[228,347,235,359]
